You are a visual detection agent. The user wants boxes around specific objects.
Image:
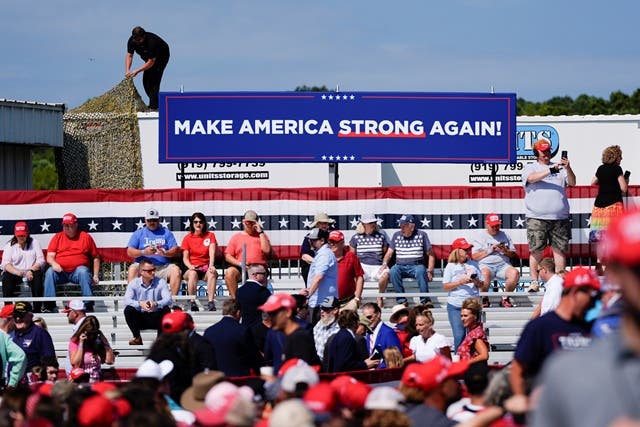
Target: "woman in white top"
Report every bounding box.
[443,237,485,352]
[0,221,46,312]
[407,309,451,363]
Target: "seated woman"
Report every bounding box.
[406,309,451,363]
[68,315,115,382]
[181,212,219,312]
[457,297,489,364]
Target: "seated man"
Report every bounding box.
[126,208,182,295]
[382,214,435,305]
[44,213,100,313]
[123,259,173,345]
[224,210,272,299]
[471,213,521,307]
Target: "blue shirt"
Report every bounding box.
[127,226,179,265]
[11,324,55,371]
[308,244,338,307]
[124,277,173,310]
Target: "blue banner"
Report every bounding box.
[158,91,516,164]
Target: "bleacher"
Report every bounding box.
[1,267,541,372]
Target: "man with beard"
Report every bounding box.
[312,296,340,362]
[532,209,640,426]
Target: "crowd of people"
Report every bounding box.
[0,140,638,425]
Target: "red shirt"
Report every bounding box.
[336,247,364,299]
[225,232,270,265]
[47,231,98,273]
[181,231,218,267]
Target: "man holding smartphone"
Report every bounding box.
[472,213,520,307]
[224,210,272,299]
[521,139,575,291]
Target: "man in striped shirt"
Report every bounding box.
[382,214,435,306]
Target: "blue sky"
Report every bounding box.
[2,1,639,109]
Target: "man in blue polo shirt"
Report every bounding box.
[126,208,182,295]
[300,228,338,325]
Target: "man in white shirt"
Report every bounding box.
[531,258,563,318]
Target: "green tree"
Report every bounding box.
[32,147,58,190]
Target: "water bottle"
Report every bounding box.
[22,274,28,284]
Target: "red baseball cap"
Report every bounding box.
[304,382,337,414]
[162,310,193,334]
[0,304,14,319]
[330,376,371,410]
[485,213,502,227]
[77,395,115,427]
[258,293,296,313]
[401,356,469,393]
[563,266,601,291]
[14,222,28,237]
[598,208,640,267]
[533,138,551,152]
[62,213,78,225]
[451,237,473,250]
[328,230,344,242]
[69,367,89,382]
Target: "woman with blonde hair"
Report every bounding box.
[443,238,484,352]
[68,315,115,382]
[457,297,489,364]
[591,145,628,272]
[406,309,451,363]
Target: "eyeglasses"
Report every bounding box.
[141,268,156,272]
[192,220,203,224]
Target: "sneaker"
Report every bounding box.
[190,302,199,312]
[528,280,540,292]
[482,296,491,308]
[207,301,217,311]
[500,297,515,308]
[129,337,143,345]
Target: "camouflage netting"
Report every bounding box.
[61,78,150,189]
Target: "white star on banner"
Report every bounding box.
[328,155,334,161]
[444,217,455,228]
[160,219,170,229]
[350,155,355,160]
[350,217,359,228]
[350,95,355,100]
[87,220,98,231]
[112,220,122,231]
[183,219,191,229]
[302,218,313,229]
[421,217,431,228]
[334,154,340,159]
[136,220,145,230]
[321,95,327,100]
[376,218,383,227]
[515,217,525,228]
[278,217,289,228]
[342,95,347,100]
[586,216,591,226]
[231,218,242,229]
[467,217,478,228]
[258,219,265,229]
[322,155,327,160]
[208,219,218,229]
[40,222,50,232]
[328,95,334,100]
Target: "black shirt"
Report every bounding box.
[283,326,321,367]
[594,163,624,207]
[127,32,170,62]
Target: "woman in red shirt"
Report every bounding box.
[181,212,219,311]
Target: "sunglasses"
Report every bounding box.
[141,268,156,272]
[192,220,204,224]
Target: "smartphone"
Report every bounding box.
[624,170,631,180]
[370,350,383,360]
[470,273,478,280]
[561,150,568,159]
